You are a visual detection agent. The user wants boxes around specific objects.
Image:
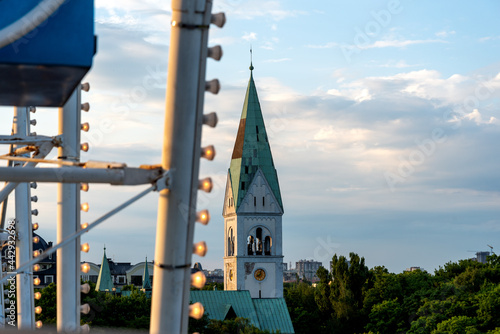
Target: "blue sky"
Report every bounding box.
[1,0,500,273]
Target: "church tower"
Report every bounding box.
[223,63,284,298]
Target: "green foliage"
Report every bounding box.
[35,283,57,324]
[81,284,151,329]
[329,252,370,333]
[282,252,500,334]
[285,281,326,333]
[431,315,478,334]
[34,253,500,334]
[365,298,405,334]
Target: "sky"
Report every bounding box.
[1,0,500,274]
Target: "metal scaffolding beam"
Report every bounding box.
[13,107,35,330]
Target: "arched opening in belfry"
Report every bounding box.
[247,235,254,255]
[256,228,263,255]
[264,236,272,255]
[228,227,235,256]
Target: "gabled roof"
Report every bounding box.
[191,290,260,327]
[190,290,295,333]
[95,247,114,292]
[229,65,283,212]
[253,298,295,334]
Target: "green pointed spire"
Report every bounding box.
[142,257,152,290]
[96,246,114,292]
[229,65,283,211]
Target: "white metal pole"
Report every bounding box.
[13,107,35,330]
[57,88,81,332]
[150,1,212,333]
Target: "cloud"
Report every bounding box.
[263,58,291,63]
[305,42,338,49]
[378,60,420,68]
[360,38,447,50]
[435,30,456,38]
[242,32,257,41]
[213,0,307,21]
[479,36,500,42]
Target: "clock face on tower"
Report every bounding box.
[254,268,266,281]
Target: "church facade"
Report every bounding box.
[223,63,284,299]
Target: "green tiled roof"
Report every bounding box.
[229,67,283,211]
[95,247,114,292]
[190,290,295,333]
[253,298,295,334]
[190,290,260,327]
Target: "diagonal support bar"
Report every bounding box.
[0,185,155,285]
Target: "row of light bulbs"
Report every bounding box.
[79,87,92,332]
[188,11,226,322]
[30,172,43,328]
[80,83,91,152]
[32,83,92,328]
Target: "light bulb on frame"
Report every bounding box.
[81,183,89,192]
[81,142,89,152]
[189,302,204,320]
[33,264,40,272]
[80,304,90,314]
[193,241,207,257]
[196,210,210,225]
[34,292,42,300]
[33,236,39,243]
[81,243,90,253]
[81,222,89,230]
[81,263,90,273]
[81,122,90,132]
[201,145,215,161]
[32,222,39,230]
[35,306,42,314]
[34,277,41,286]
[35,321,43,329]
[81,283,91,294]
[198,177,213,193]
[191,271,206,289]
[81,203,89,212]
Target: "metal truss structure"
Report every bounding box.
[0,0,225,332]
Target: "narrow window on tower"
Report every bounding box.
[265,236,271,255]
[254,196,256,206]
[245,166,249,174]
[262,197,265,206]
[241,182,245,190]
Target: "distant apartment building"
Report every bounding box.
[296,259,322,282]
[472,251,491,264]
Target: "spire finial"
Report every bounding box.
[249,46,254,71]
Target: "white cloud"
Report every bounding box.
[479,36,500,42]
[435,30,456,38]
[214,0,306,21]
[360,38,446,50]
[242,32,257,41]
[263,58,291,63]
[305,42,338,49]
[379,60,420,68]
